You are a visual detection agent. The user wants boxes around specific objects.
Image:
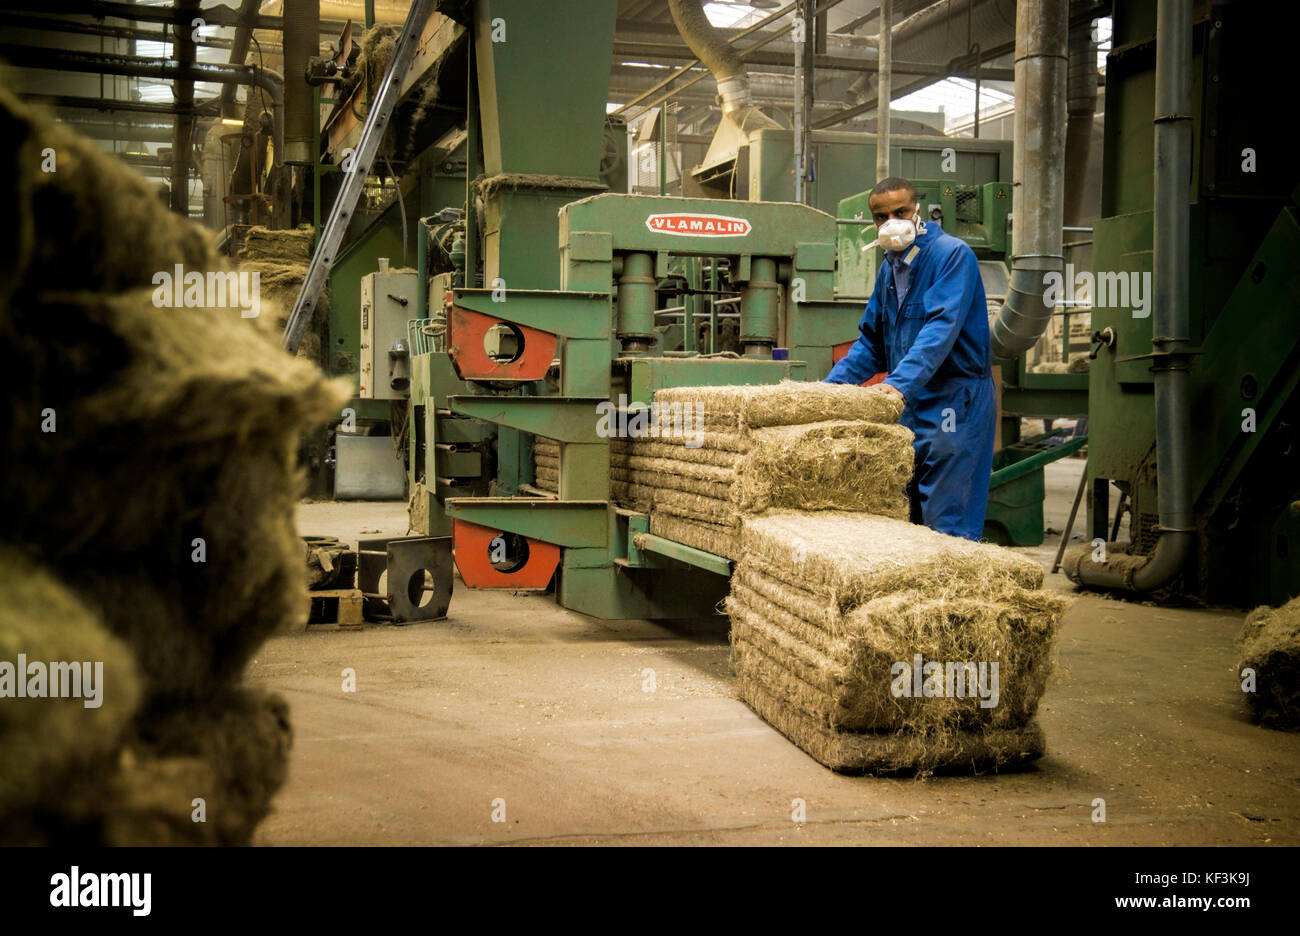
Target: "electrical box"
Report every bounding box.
[359,266,417,399]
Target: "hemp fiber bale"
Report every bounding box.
[728,512,1068,773]
[1238,596,1300,730]
[742,511,1044,612]
[0,548,141,836]
[727,584,1066,734]
[0,87,348,843]
[738,672,1046,775]
[653,379,904,429]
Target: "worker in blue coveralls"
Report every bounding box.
[825,177,996,541]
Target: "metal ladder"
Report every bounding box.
[283,0,436,354]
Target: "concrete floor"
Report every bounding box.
[251,458,1300,845]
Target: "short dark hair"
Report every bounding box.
[869,176,918,202]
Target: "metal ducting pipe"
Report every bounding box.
[48,115,177,143]
[0,45,284,161]
[40,0,279,29]
[1063,0,1098,240]
[1072,0,1194,592]
[283,0,320,164]
[221,0,269,118]
[171,0,201,215]
[988,0,1069,360]
[667,0,754,114]
[0,11,238,48]
[25,93,220,117]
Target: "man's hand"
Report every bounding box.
[870,382,905,404]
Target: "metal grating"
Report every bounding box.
[1134,512,1161,556]
[955,186,980,222]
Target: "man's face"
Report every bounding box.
[868,188,918,229]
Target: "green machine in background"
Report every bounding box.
[836,178,1013,300]
[1078,0,1300,607]
[748,129,1012,217]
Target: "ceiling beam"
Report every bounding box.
[20,92,222,117]
[38,0,281,30]
[613,41,1013,80]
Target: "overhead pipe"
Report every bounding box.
[282,0,320,164]
[0,11,237,48]
[47,115,177,143]
[40,0,281,30]
[171,0,202,215]
[1063,0,1098,243]
[667,0,760,116]
[221,0,270,119]
[1070,0,1194,592]
[619,0,848,121]
[0,45,284,159]
[988,0,1069,359]
[611,41,1014,80]
[666,0,783,182]
[612,1,797,117]
[606,80,946,129]
[20,93,221,117]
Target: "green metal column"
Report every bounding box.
[683,256,700,352]
[708,258,719,353]
[465,37,479,288]
[468,0,618,494]
[658,103,666,196]
[617,251,655,355]
[740,256,779,357]
[416,217,429,321]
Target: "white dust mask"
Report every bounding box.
[861,210,924,253]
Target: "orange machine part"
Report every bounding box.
[447,306,558,381]
[452,518,561,589]
[830,341,886,386]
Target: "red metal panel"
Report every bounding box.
[452,519,560,589]
[447,306,558,381]
[830,341,886,386]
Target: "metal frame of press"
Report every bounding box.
[434,193,864,619]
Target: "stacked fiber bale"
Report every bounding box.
[532,436,559,493]
[728,512,1070,773]
[236,224,324,367]
[1237,596,1300,730]
[623,381,912,558]
[0,89,348,843]
[531,436,633,497]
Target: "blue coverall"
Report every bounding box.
[825,220,996,541]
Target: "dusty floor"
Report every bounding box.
[251,458,1300,845]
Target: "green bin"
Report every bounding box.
[981,433,1087,547]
